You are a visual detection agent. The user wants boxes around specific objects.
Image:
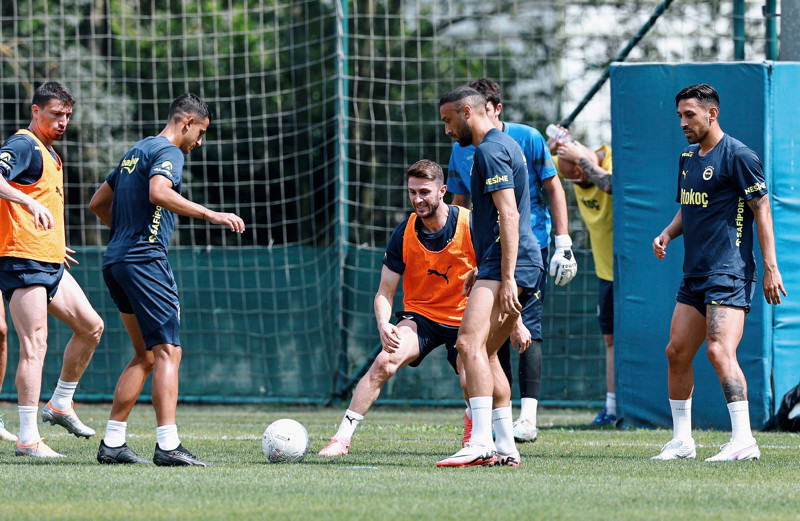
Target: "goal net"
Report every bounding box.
[0,0,768,404]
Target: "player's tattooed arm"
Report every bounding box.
[577,157,612,194]
[748,194,766,210]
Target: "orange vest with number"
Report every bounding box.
[0,129,65,264]
[402,207,475,326]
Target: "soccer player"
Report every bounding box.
[89,93,245,466]
[549,128,617,426]
[0,296,16,442]
[651,83,786,461]
[436,86,543,467]
[0,81,104,457]
[447,78,574,444]
[318,159,493,457]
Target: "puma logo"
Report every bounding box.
[345,414,360,426]
[427,266,452,284]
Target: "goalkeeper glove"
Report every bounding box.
[549,234,577,286]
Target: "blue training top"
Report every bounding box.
[448,121,556,248]
[470,128,542,288]
[103,136,185,268]
[676,133,767,281]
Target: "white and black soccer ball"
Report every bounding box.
[262,418,310,463]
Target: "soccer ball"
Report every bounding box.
[261,418,310,463]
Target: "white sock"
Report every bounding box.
[104,420,128,448]
[156,424,180,451]
[605,392,617,417]
[670,398,692,441]
[51,379,78,411]
[519,397,538,424]
[334,409,363,440]
[727,401,755,443]
[464,402,472,421]
[468,396,493,447]
[18,405,39,445]
[492,407,516,455]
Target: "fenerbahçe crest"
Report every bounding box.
[702,166,714,181]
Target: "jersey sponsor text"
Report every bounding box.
[149,205,164,243]
[121,156,139,174]
[485,174,509,186]
[680,188,709,208]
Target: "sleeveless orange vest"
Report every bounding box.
[0,129,66,264]
[402,207,475,326]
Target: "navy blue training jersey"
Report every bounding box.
[676,133,767,281]
[103,136,185,268]
[470,128,542,288]
[383,205,467,274]
[0,133,58,184]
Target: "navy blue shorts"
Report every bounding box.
[395,311,459,374]
[497,247,548,384]
[104,259,181,349]
[521,259,546,342]
[676,274,755,317]
[477,261,543,292]
[597,278,614,335]
[0,258,64,303]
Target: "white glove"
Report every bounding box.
[549,234,577,286]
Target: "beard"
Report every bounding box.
[415,199,439,219]
[455,120,473,148]
[686,128,708,144]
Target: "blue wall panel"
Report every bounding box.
[769,63,800,411]
[610,62,775,429]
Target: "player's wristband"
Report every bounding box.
[554,234,572,250]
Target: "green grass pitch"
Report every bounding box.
[1,403,799,520]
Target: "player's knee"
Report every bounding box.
[705,341,733,368]
[455,338,477,358]
[132,350,155,371]
[19,335,48,362]
[372,354,399,381]
[665,342,692,366]
[153,343,182,363]
[87,316,104,346]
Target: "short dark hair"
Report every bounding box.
[32,82,76,108]
[468,78,501,107]
[675,83,719,109]
[169,93,212,123]
[406,159,444,186]
[439,86,486,112]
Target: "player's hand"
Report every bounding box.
[762,265,787,305]
[26,199,54,230]
[462,267,478,296]
[205,210,245,233]
[549,234,577,286]
[546,125,571,154]
[556,140,587,164]
[510,318,531,354]
[378,321,401,354]
[653,232,670,260]
[63,247,79,270]
[499,279,522,317]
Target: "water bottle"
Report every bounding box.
[546,123,572,145]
